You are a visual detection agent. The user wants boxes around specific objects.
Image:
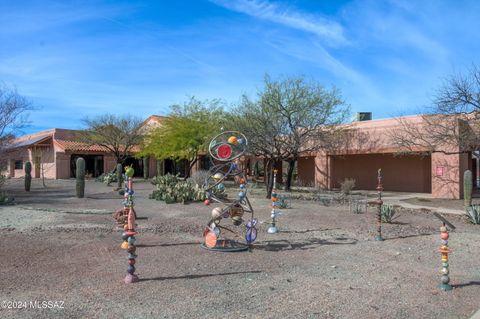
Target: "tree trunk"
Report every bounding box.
[41,162,47,188]
[285,158,296,192]
[265,159,274,198]
[156,159,164,177]
[185,157,198,180]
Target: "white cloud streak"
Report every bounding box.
[210,0,347,44]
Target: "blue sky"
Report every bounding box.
[1,0,480,134]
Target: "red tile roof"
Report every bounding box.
[54,140,110,152]
[54,140,140,153]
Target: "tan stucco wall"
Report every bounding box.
[6,141,56,179]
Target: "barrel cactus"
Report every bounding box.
[143,157,149,179]
[116,163,123,190]
[464,169,473,210]
[24,161,32,192]
[76,157,85,198]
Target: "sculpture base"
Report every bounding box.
[200,239,249,252]
[267,226,278,234]
[124,274,139,284]
[439,283,453,291]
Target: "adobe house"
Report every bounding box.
[2,113,475,199]
[4,128,122,179]
[2,115,193,180]
[297,113,475,199]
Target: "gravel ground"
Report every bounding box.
[0,179,479,319]
[402,197,480,211]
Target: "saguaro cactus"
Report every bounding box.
[464,170,473,210]
[24,161,32,192]
[76,157,85,198]
[143,157,149,179]
[116,163,123,190]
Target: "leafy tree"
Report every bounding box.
[141,98,225,178]
[80,114,144,164]
[230,75,349,195]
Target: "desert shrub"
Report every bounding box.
[0,175,14,205]
[0,191,13,205]
[0,174,5,190]
[467,204,480,225]
[188,170,210,187]
[340,178,355,195]
[295,178,315,188]
[381,204,399,223]
[96,172,118,185]
[277,196,290,209]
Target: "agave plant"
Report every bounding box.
[466,204,480,224]
[381,204,399,223]
[350,200,363,214]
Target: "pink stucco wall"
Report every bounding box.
[307,115,472,199]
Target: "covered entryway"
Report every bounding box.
[70,154,104,178]
[331,153,431,193]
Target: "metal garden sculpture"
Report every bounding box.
[267,169,281,234]
[202,131,257,252]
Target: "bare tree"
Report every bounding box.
[31,146,55,188]
[0,85,32,172]
[389,64,480,154]
[80,114,144,164]
[0,85,31,152]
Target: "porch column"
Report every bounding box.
[477,155,480,188]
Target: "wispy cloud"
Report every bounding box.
[210,0,347,44]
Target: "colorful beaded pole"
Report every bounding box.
[267,169,280,234]
[439,223,452,291]
[121,166,139,284]
[375,168,384,241]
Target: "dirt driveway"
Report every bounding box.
[0,179,479,319]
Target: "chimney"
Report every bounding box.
[355,112,372,121]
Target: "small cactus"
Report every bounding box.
[464,170,473,210]
[143,157,149,179]
[76,157,85,198]
[116,163,123,190]
[24,161,32,192]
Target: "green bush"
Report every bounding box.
[467,204,480,225]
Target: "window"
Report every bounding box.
[14,160,23,170]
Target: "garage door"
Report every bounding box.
[331,153,431,193]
